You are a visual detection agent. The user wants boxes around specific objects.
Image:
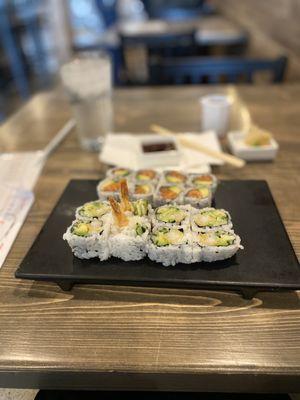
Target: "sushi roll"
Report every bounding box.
[109,197,150,261]
[131,182,154,202]
[147,226,194,267]
[161,170,187,185]
[193,229,242,262]
[152,205,190,228]
[183,186,212,209]
[76,200,111,222]
[188,174,218,193]
[119,179,152,217]
[132,199,151,217]
[134,169,158,183]
[63,219,110,260]
[106,167,132,180]
[97,178,122,200]
[191,207,232,232]
[154,184,183,206]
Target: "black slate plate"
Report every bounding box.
[16,179,300,299]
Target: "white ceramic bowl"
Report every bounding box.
[227,131,279,161]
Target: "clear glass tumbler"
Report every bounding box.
[60,52,113,151]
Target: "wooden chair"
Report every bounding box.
[149,56,288,84]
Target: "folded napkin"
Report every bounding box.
[100,131,223,173]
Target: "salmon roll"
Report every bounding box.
[183,186,212,209]
[131,182,154,202]
[106,167,132,180]
[154,184,183,206]
[188,174,218,193]
[162,170,187,185]
[135,169,158,183]
[97,178,122,200]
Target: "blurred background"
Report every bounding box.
[0,0,299,121]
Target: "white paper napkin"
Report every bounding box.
[100,131,223,172]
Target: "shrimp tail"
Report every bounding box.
[120,179,133,212]
[109,197,128,228]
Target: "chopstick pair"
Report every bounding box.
[150,124,245,168]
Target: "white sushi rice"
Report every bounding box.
[194,230,243,262]
[147,226,195,267]
[191,207,233,232]
[110,216,151,261]
[63,219,111,261]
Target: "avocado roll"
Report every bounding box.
[154,184,183,207]
[131,182,154,202]
[152,205,190,228]
[183,186,212,209]
[147,226,194,267]
[188,174,218,193]
[161,170,187,185]
[193,229,242,262]
[63,219,110,260]
[76,200,111,222]
[106,167,132,179]
[191,207,232,232]
[109,197,150,261]
[134,169,158,183]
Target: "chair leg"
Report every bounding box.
[0,7,30,98]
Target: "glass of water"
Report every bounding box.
[60,52,113,151]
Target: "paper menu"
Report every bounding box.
[0,151,46,269]
[0,184,34,267]
[0,151,45,191]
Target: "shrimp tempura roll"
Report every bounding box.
[109,197,150,261]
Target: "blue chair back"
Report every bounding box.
[120,31,196,59]
[95,0,117,28]
[150,56,288,84]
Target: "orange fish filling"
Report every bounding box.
[159,186,181,200]
[137,169,156,180]
[166,171,186,183]
[193,175,213,185]
[102,181,120,192]
[135,185,150,195]
[186,189,204,199]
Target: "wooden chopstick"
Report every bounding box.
[150,124,245,168]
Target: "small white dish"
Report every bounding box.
[228,131,279,161]
[137,135,181,168]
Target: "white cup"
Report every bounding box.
[200,94,233,137]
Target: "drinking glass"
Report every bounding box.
[61,52,113,151]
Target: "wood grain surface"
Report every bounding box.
[0,85,299,392]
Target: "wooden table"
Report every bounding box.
[0,85,299,392]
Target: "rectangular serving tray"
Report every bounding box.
[16,179,300,299]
